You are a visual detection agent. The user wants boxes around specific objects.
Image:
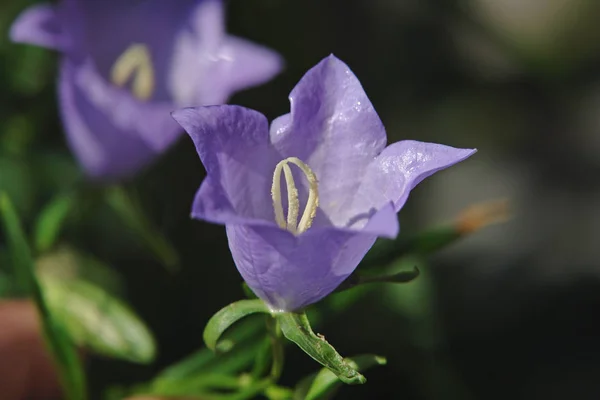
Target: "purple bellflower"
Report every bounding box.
[10,0,282,179]
[173,55,476,312]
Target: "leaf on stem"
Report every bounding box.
[203,299,271,352]
[277,312,365,385]
[40,276,156,364]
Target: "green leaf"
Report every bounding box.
[264,385,294,400]
[296,354,387,400]
[336,265,420,293]
[0,193,87,400]
[36,246,125,296]
[148,317,268,397]
[250,337,273,379]
[153,374,243,396]
[0,269,11,298]
[104,186,179,271]
[0,156,35,219]
[150,341,262,396]
[204,299,271,352]
[40,276,156,364]
[155,316,264,382]
[34,192,75,253]
[362,199,509,269]
[224,378,274,400]
[277,312,365,385]
[362,226,460,269]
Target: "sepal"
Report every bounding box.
[203,299,271,352]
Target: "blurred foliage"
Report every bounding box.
[2,0,600,399]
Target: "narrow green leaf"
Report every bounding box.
[298,355,387,400]
[336,265,420,293]
[363,200,509,269]
[264,385,294,400]
[0,269,11,297]
[224,378,274,400]
[203,299,270,352]
[152,373,244,396]
[251,337,273,379]
[149,327,268,397]
[33,192,75,253]
[0,193,87,400]
[362,226,459,269]
[40,276,156,364]
[242,282,258,299]
[277,312,365,385]
[151,338,262,396]
[0,156,35,216]
[154,316,264,384]
[104,186,179,271]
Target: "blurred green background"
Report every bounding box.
[3,0,600,399]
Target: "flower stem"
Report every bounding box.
[266,317,284,381]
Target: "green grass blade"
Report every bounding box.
[0,193,87,400]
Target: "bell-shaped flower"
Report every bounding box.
[173,55,476,312]
[10,0,283,179]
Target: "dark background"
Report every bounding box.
[3,0,600,399]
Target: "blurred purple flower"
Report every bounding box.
[173,55,476,311]
[10,0,283,179]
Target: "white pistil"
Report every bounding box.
[271,157,319,235]
[110,43,155,101]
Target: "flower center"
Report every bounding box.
[271,157,319,235]
[110,43,155,101]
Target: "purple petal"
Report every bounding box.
[225,206,395,310]
[341,141,476,226]
[167,34,283,106]
[10,4,65,50]
[58,59,180,179]
[215,36,284,97]
[186,0,225,52]
[172,106,282,223]
[269,55,387,227]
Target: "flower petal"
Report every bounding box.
[173,106,281,223]
[341,141,477,226]
[58,59,179,179]
[269,55,387,226]
[168,34,283,106]
[215,35,284,97]
[10,4,65,50]
[78,0,199,97]
[225,203,397,311]
[226,214,387,311]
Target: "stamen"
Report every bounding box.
[110,43,155,101]
[271,157,319,235]
[282,163,299,233]
[271,163,286,229]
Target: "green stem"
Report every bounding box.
[267,317,284,381]
[104,186,179,271]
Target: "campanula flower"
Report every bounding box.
[173,55,476,312]
[10,0,283,179]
